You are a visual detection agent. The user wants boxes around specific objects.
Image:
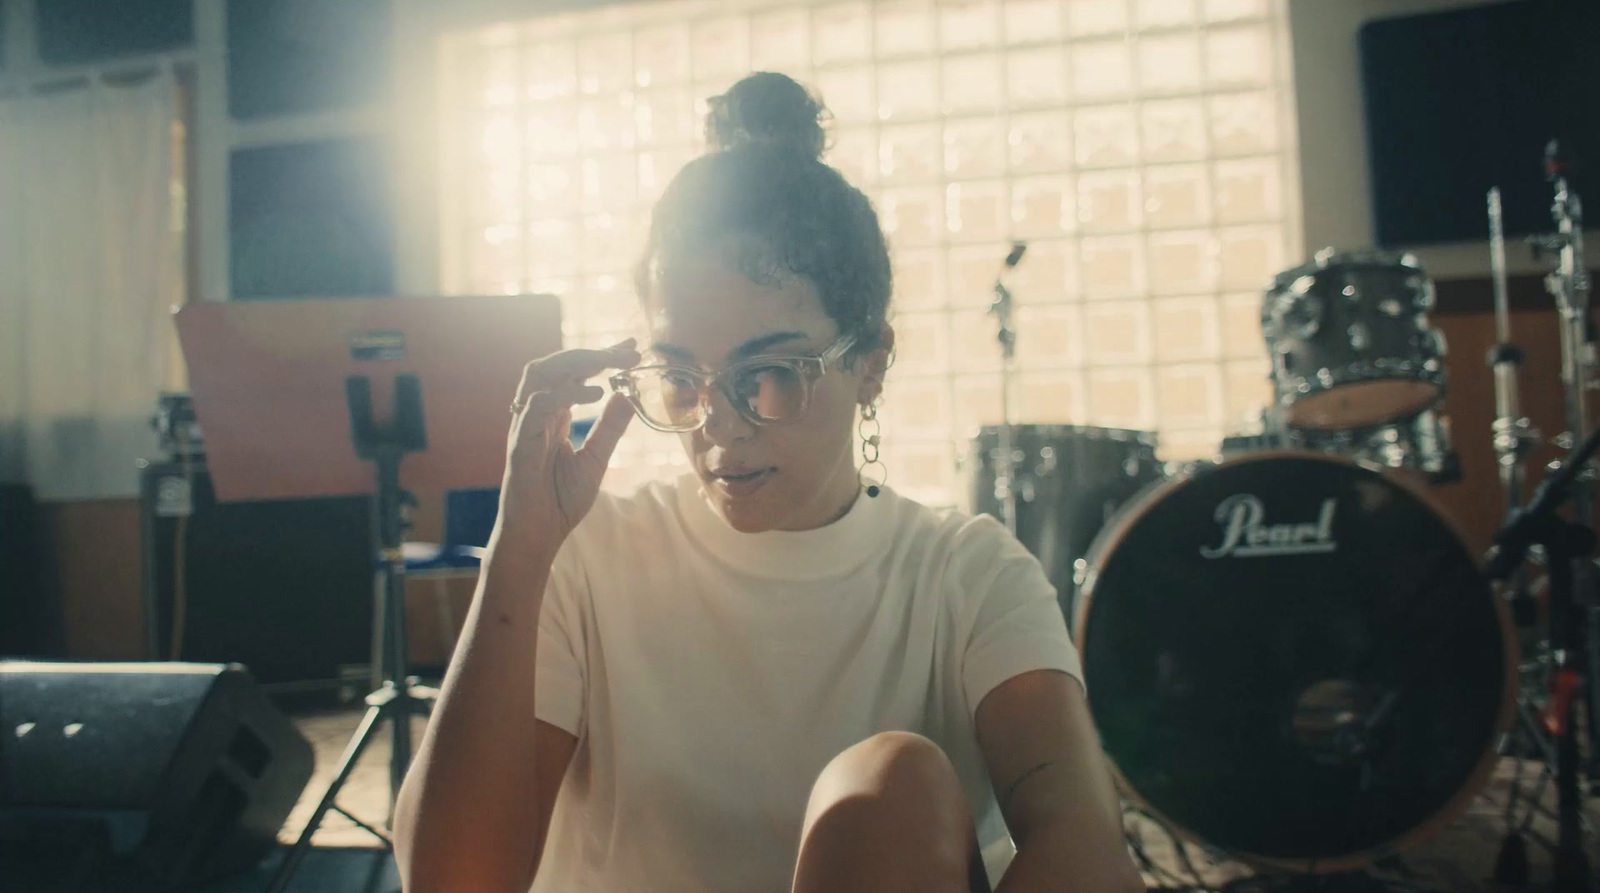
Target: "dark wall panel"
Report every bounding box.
[1360,0,1600,246]
[227,0,390,119]
[36,0,192,65]
[229,138,394,299]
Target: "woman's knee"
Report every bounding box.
[807,732,964,818]
[799,732,974,870]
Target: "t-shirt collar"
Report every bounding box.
[674,473,890,581]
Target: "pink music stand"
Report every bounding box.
[176,294,562,887]
[175,294,561,502]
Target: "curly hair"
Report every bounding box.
[633,72,893,360]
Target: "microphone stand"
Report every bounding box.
[266,374,438,893]
[988,242,1027,536]
[1487,419,1600,893]
[1487,186,1547,887]
[1488,188,1539,542]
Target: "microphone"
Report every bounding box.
[1003,241,1028,268]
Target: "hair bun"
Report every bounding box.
[704,72,827,159]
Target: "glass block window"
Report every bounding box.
[438,0,1298,507]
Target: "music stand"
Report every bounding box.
[175,295,563,893]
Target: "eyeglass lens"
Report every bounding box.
[632,363,809,429]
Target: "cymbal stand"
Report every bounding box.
[1487,187,1539,537]
[265,374,438,893]
[1488,419,1600,893]
[1486,190,1548,799]
[1527,140,1600,790]
[987,241,1027,536]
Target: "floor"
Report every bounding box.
[219,706,1600,893]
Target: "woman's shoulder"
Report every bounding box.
[882,488,1025,569]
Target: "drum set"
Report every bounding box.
[966,147,1597,890]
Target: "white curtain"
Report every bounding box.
[0,71,181,501]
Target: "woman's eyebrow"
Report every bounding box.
[649,331,811,365]
[727,331,809,361]
[648,342,695,363]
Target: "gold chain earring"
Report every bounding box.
[858,401,886,498]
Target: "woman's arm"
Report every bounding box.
[391,342,639,893]
[975,669,1144,893]
[392,538,575,893]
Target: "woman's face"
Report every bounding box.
[645,257,889,532]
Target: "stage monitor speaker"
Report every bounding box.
[0,661,314,892]
[0,484,56,656]
[141,460,374,689]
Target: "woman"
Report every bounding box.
[393,72,1141,893]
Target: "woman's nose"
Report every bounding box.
[700,384,754,444]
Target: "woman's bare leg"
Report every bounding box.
[792,731,986,893]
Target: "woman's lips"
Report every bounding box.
[709,467,774,496]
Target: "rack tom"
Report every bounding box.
[1263,250,1447,430]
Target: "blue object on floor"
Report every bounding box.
[401,487,499,571]
[400,415,591,572]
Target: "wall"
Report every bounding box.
[1,0,428,670]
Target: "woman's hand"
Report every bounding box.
[500,338,642,548]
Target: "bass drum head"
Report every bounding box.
[1075,452,1513,870]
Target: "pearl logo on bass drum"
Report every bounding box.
[1199,494,1338,558]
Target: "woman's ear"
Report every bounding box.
[856,325,895,405]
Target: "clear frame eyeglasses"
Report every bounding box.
[609,334,858,433]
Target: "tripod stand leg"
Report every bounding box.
[265,700,389,893]
[386,576,412,827]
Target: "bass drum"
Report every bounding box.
[1074,452,1515,870]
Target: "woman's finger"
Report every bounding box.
[514,340,640,403]
[513,384,605,424]
[575,392,636,470]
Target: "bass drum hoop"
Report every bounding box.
[1071,449,1518,874]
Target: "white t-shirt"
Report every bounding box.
[531,474,1082,893]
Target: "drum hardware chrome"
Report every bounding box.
[1527,141,1594,520]
[1036,445,1056,478]
[1015,476,1036,504]
[1348,322,1370,351]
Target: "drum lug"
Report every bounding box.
[1348,322,1370,351]
[1037,446,1057,477]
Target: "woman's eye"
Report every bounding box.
[736,366,804,418]
[662,372,700,406]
